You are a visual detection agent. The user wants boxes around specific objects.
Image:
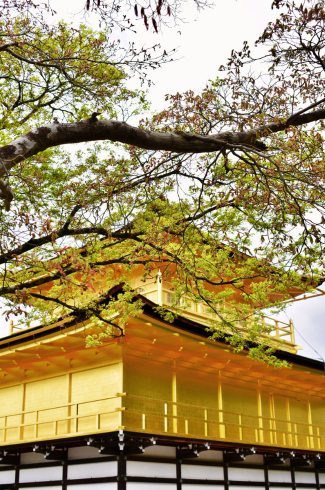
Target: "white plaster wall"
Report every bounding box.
[183,486,224,490]
[268,470,292,483]
[127,461,176,478]
[319,472,325,484]
[0,470,15,484]
[20,466,62,482]
[229,485,286,490]
[68,461,117,479]
[27,487,62,490]
[230,487,265,490]
[67,485,117,490]
[294,471,316,484]
[228,467,265,481]
[181,464,223,480]
[127,485,177,490]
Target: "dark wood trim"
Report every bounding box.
[62,449,67,490]
[176,448,182,490]
[117,455,126,490]
[264,458,269,490]
[224,456,229,490]
[2,430,325,461]
[14,459,19,490]
[3,453,319,471]
[291,459,296,490]
[316,469,321,490]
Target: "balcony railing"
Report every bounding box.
[123,393,323,451]
[0,393,322,451]
[7,277,300,353]
[136,277,300,354]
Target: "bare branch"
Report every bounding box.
[1,108,325,183]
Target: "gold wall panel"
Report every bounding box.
[0,385,23,416]
[25,376,67,412]
[260,391,272,445]
[289,398,309,448]
[124,356,172,402]
[177,368,219,439]
[273,394,288,447]
[121,351,325,451]
[223,382,259,443]
[123,356,172,435]
[71,363,122,404]
[0,358,123,445]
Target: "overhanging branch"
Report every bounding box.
[1,108,325,180]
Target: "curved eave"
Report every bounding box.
[1,285,324,373]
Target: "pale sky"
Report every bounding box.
[1,0,325,363]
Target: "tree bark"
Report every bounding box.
[1,108,325,177]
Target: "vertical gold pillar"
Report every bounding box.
[286,398,292,447]
[172,361,177,433]
[19,383,26,441]
[289,319,295,344]
[157,270,163,306]
[238,414,243,441]
[317,426,321,450]
[66,373,76,433]
[307,401,314,449]
[270,394,277,444]
[117,361,124,429]
[218,371,225,438]
[257,388,264,443]
[204,409,208,437]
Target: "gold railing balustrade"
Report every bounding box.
[124,394,323,450]
[0,393,122,443]
[9,318,43,335]
[136,282,298,351]
[7,281,299,352]
[0,393,323,450]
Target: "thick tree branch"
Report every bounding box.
[28,291,124,335]
[0,225,109,265]
[0,257,159,295]
[1,108,325,179]
[0,178,14,211]
[0,42,19,52]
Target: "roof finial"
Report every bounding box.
[157,270,163,306]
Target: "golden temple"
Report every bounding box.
[0,266,325,490]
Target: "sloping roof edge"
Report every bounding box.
[1,284,324,373]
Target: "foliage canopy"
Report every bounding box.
[0,0,325,366]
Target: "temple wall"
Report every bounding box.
[0,361,123,445]
[0,341,324,450]
[123,350,325,451]
[0,316,324,451]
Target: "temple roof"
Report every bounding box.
[2,283,324,373]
